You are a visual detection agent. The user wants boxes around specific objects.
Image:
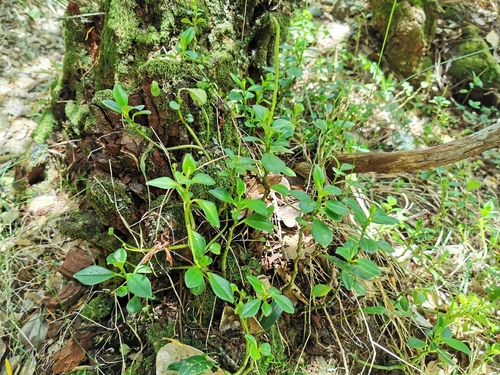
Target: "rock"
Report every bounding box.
[308,2,323,18]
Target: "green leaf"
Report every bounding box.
[437,349,455,366]
[113,84,128,107]
[341,271,354,290]
[208,242,221,255]
[146,177,177,189]
[261,302,272,317]
[127,273,153,298]
[325,255,379,281]
[311,284,331,297]
[126,296,142,314]
[312,219,333,248]
[208,272,234,303]
[106,248,127,267]
[376,240,395,254]
[259,342,272,357]
[102,100,123,114]
[344,198,367,228]
[185,267,205,289]
[359,237,377,254]
[73,266,117,285]
[169,100,180,110]
[289,66,303,77]
[209,188,235,204]
[189,231,206,260]
[352,279,366,296]
[246,275,267,296]
[243,214,274,232]
[243,199,269,216]
[272,293,294,314]
[167,354,215,375]
[241,298,261,318]
[442,337,471,356]
[466,179,481,191]
[228,91,243,101]
[324,200,349,215]
[289,190,318,213]
[259,301,283,330]
[236,178,245,197]
[193,199,220,228]
[230,72,242,86]
[191,173,215,185]
[182,154,197,177]
[336,240,358,261]
[252,104,268,121]
[151,80,160,97]
[181,26,195,48]
[188,88,207,106]
[173,171,191,186]
[271,184,289,197]
[313,164,325,189]
[116,285,128,297]
[371,207,399,225]
[245,334,261,360]
[323,185,342,195]
[353,258,381,279]
[261,153,286,174]
[363,306,390,315]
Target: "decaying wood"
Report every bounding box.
[327,121,500,176]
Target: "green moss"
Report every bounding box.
[257,325,292,374]
[449,25,500,87]
[139,59,185,81]
[32,109,57,143]
[59,211,102,244]
[146,320,175,353]
[124,355,155,375]
[87,176,135,227]
[65,100,90,136]
[81,294,114,320]
[92,89,114,107]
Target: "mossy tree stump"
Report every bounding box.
[54,0,296,245]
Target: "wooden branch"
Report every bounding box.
[327,121,500,175]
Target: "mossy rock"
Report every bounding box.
[448,23,500,105]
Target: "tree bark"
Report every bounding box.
[327,121,500,176]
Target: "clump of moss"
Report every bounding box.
[449,24,500,87]
[32,110,57,143]
[146,320,175,354]
[81,294,114,321]
[123,355,155,375]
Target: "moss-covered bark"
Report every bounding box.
[369,0,442,79]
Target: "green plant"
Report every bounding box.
[407,312,471,368]
[73,246,153,314]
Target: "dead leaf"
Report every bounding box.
[156,342,224,375]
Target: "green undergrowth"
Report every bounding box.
[2,3,499,375]
[71,6,499,375]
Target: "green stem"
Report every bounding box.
[176,107,211,161]
[284,225,304,293]
[221,222,239,278]
[268,16,280,126]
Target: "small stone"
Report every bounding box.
[308,3,323,18]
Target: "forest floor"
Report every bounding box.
[1,1,499,375]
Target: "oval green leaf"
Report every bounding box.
[208,272,234,303]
